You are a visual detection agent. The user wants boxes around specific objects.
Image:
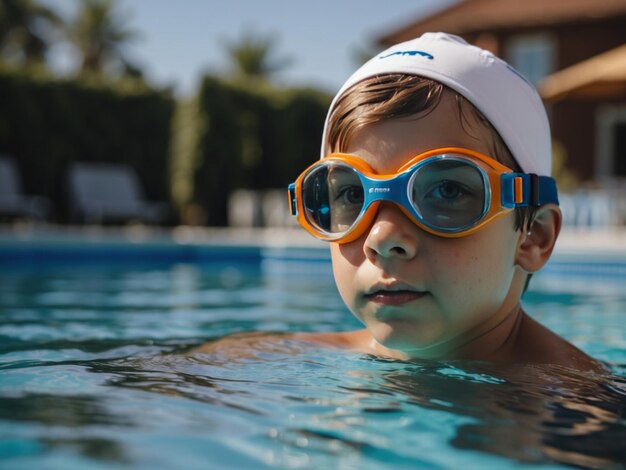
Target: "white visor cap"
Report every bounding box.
[321,33,552,176]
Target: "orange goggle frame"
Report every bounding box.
[288,147,559,243]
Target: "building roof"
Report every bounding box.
[538,44,626,101]
[379,0,626,45]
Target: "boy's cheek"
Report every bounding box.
[330,241,366,268]
[330,243,362,295]
[330,245,353,290]
[330,244,366,313]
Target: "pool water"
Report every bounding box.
[1,255,625,469]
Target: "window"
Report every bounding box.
[597,105,626,179]
[506,34,556,86]
[614,122,626,177]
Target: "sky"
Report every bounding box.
[40,0,457,97]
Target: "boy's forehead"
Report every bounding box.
[344,93,494,170]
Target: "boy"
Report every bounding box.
[286,33,600,370]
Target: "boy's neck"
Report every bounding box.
[370,302,526,362]
[453,303,525,362]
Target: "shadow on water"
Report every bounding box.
[372,360,626,468]
[0,393,132,463]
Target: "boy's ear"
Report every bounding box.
[515,204,562,273]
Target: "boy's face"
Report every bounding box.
[329,92,526,358]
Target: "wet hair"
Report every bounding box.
[325,73,536,233]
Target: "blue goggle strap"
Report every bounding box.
[288,183,297,215]
[500,174,559,208]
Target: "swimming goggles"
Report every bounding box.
[288,147,559,243]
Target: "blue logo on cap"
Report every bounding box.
[379,50,434,60]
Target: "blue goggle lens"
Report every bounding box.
[301,158,487,235]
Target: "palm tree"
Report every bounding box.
[225,31,292,81]
[0,0,61,66]
[65,0,139,76]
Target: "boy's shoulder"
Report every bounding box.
[293,329,373,350]
[190,317,603,372]
[294,330,409,358]
[515,313,604,372]
[190,329,373,360]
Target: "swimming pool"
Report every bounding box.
[1,230,625,469]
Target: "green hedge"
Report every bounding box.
[0,67,330,226]
[0,67,175,222]
[177,76,331,226]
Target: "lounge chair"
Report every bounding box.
[0,156,50,220]
[68,162,168,224]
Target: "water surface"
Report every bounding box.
[1,260,625,469]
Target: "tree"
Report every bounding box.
[225,30,292,81]
[65,0,139,76]
[0,0,61,67]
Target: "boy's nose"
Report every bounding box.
[363,202,419,262]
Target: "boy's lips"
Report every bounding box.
[364,283,429,306]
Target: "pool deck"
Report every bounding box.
[2,222,624,247]
[0,223,327,249]
[0,223,624,269]
[554,227,626,256]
